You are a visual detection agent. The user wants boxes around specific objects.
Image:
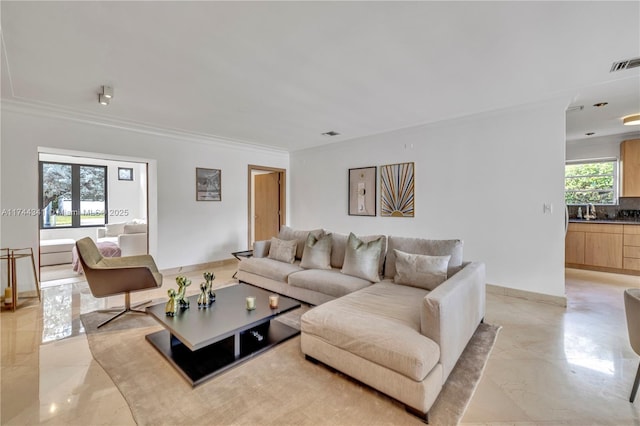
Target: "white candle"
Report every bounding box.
[246,296,256,310]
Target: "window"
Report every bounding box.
[39,162,107,228]
[565,159,617,205]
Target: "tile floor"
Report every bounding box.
[1,265,639,425]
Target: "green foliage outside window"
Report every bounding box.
[565,161,616,205]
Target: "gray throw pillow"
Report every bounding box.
[393,249,450,290]
[267,238,297,264]
[340,233,383,282]
[301,233,333,270]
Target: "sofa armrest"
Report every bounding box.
[118,233,148,257]
[253,240,271,258]
[420,261,486,382]
[96,227,107,239]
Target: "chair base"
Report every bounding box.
[96,293,152,328]
[631,361,640,403]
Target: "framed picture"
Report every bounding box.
[118,167,133,181]
[196,168,221,201]
[380,162,414,217]
[348,166,376,216]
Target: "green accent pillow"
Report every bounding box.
[301,233,333,269]
[340,233,383,282]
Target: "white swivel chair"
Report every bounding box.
[624,288,640,403]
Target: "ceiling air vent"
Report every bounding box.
[610,57,640,72]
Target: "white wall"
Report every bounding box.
[290,99,569,298]
[566,132,640,162]
[1,103,289,270]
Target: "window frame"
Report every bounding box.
[39,161,108,229]
[564,158,618,206]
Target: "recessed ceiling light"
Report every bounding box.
[593,102,608,107]
[623,114,640,126]
[321,131,340,137]
[585,132,595,136]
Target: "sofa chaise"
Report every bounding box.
[237,226,486,421]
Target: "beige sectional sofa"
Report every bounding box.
[237,226,486,422]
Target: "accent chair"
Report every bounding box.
[75,237,163,328]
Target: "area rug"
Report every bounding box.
[81,305,499,425]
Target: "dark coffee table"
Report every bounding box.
[145,283,301,387]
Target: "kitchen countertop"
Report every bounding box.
[569,219,640,225]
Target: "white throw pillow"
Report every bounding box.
[268,238,297,264]
[301,233,332,270]
[340,233,383,282]
[105,222,126,237]
[393,249,451,290]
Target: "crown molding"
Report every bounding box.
[1,98,289,155]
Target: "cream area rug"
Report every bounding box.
[81,304,499,425]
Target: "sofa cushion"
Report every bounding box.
[278,226,324,259]
[105,222,126,237]
[331,232,387,272]
[394,249,450,290]
[385,236,463,279]
[301,281,439,381]
[300,233,332,270]
[341,233,384,282]
[268,238,297,264]
[238,257,303,282]
[289,268,371,298]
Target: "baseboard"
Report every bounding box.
[486,284,567,307]
[160,258,236,276]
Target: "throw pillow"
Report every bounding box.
[278,226,324,259]
[340,233,383,282]
[393,249,451,290]
[105,222,126,237]
[301,233,333,269]
[267,238,297,264]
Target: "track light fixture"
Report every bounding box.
[98,85,114,106]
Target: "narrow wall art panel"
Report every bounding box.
[348,166,376,216]
[380,162,414,217]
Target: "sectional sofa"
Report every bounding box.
[237,226,486,421]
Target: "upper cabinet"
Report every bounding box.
[621,139,640,197]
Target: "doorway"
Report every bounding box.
[38,150,151,284]
[248,165,286,248]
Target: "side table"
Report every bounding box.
[1,247,41,311]
[231,250,253,279]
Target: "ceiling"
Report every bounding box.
[2,1,639,151]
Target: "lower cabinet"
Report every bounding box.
[624,225,640,271]
[565,231,585,264]
[565,222,640,274]
[584,232,623,268]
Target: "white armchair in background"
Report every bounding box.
[96,220,148,257]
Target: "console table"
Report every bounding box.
[1,247,40,311]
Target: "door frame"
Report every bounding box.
[247,165,286,248]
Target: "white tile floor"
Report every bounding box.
[1,265,639,425]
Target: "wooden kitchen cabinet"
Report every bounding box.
[565,230,585,264]
[621,139,640,197]
[566,222,630,273]
[624,225,640,271]
[584,232,623,268]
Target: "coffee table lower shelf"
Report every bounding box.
[145,320,299,387]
